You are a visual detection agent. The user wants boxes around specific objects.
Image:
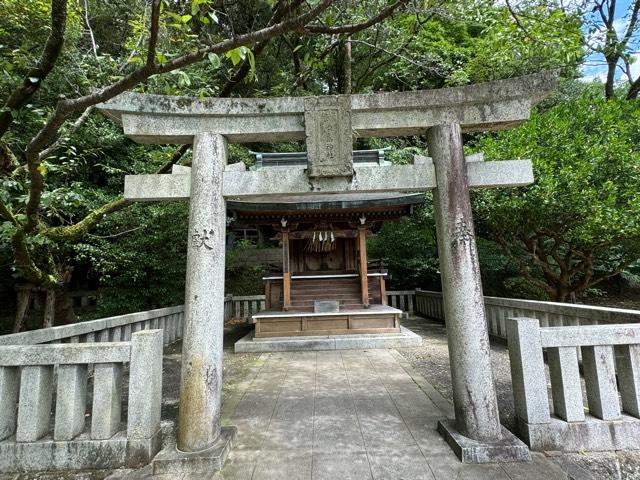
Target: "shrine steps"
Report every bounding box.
[234,326,422,352]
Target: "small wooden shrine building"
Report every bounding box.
[228,173,423,336]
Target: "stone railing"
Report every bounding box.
[0,330,163,472]
[507,318,640,452]
[415,289,640,340]
[414,290,444,320]
[0,305,184,346]
[226,295,266,322]
[387,290,415,313]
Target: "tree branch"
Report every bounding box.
[12,229,58,287]
[42,197,128,243]
[219,0,306,97]
[350,38,446,76]
[584,259,637,289]
[146,0,161,66]
[495,234,555,296]
[0,0,67,139]
[627,75,640,99]
[303,0,408,34]
[39,106,94,160]
[505,0,547,46]
[0,141,20,176]
[82,0,98,58]
[0,200,19,226]
[157,144,190,174]
[621,0,640,49]
[43,142,193,241]
[22,0,335,233]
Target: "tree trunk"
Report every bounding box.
[550,287,569,302]
[13,285,33,332]
[627,77,640,99]
[55,288,77,325]
[338,36,352,94]
[605,58,617,99]
[43,288,56,328]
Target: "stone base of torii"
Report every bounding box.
[97,71,557,472]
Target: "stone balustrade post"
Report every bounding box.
[582,345,621,420]
[16,365,54,441]
[0,366,19,440]
[92,363,123,439]
[128,330,163,440]
[616,344,640,417]
[54,364,88,440]
[547,347,584,422]
[506,318,550,424]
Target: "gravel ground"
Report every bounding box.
[397,315,518,430]
[396,315,640,480]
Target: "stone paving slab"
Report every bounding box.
[69,324,640,480]
[215,349,570,480]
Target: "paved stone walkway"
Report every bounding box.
[216,349,567,480]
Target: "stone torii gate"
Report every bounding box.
[98,71,557,466]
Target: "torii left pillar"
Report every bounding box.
[177,132,231,453]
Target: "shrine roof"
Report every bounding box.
[227,192,425,216]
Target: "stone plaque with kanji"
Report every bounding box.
[304,96,352,178]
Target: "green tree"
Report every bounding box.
[472,85,640,301]
[0,0,409,330]
[504,0,640,99]
[368,203,441,290]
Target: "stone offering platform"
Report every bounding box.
[251,306,404,338]
[235,325,422,353]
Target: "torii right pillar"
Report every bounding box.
[429,123,531,463]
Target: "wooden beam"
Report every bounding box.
[282,227,291,311]
[358,224,369,308]
[264,280,272,310]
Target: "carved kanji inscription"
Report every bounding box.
[304,96,353,178]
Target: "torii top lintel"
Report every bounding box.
[97,71,557,145]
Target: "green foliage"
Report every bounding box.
[0,0,82,84]
[462,3,584,82]
[73,202,188,319]
[472,85,640,299]
[0,0,630,325]
[225,240,267,296]
[368,202,440,290]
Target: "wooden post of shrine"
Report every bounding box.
[358,217,369,308]
[281,219,291,311]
